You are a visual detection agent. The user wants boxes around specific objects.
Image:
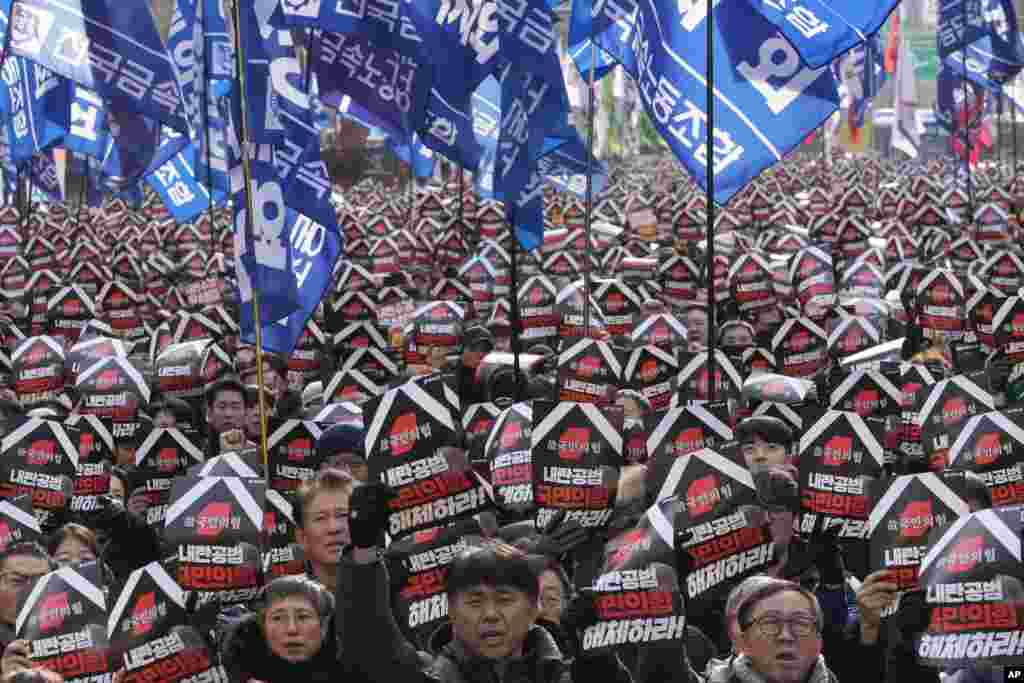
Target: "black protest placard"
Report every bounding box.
[661,450,774,604]
[593,279,643,338]
[918,373,995,472]
[915,508,1024,668]
[132,428,205,528]
[17,563,109,683]
[581,563,686,656]
[485,402,534,515]
[558,338,623,406]
[266,420,327,496]
[797,410,886,539]
[631,313,688,351]
[0,495,42,548]
[867,473,971,591]
[108,562,229,683]
[191,453,261,479]
[462,402,503,445]
[46,285,96,346]
[385,520,483,648]
[947,408,1024,508]
[993,296,1024,363]
[827,317,882,360]
[0,418,78,528]
[517,275,560,345]
[65,337,131,386]
[404,301,467,366]
[827,368,901,419]
[12,335,65,408]
[65,414,113,515]
[531,401,622,530]
[154,340,210,401]
[624,345,678,411]
[337,347,401,387]
[644,403,736,494]
[365,379,488,539]
[676,350,743,403]
[263,488,305,580]
[76,356,150,422]
[771,317,829,378]
[164,477,265,606]
[790,245,834,311]
[916,270,965,332]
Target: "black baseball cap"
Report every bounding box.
[735,416,794,446]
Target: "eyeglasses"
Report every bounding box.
[743,615,819,639]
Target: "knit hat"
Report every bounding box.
[315,423,365,461]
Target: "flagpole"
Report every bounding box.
[705,0,716,402]
[998,91,1004,170]
[511,239,522,402]
[1014,90,1019,171]
[201,0,216,257]
[229,0,270,473]
[457,163,464,221]
[960,0,974,217]
[583,42,597,336]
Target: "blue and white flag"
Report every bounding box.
[28,149,62,202]
[748,0,900,69]
[595,0,838,204]
[0,56,68,164]
[418,87,483,172]
[841,34,886,136]
[8,0,190,133]
[388,132,435,179]
[146,141,223,223]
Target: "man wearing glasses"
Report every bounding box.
[709,576,839,683]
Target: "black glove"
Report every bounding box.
[754,467,800,513]
[674,527,697,579]
[527,510,590,558]
[562,588,600,656]
[348,482,395,549]
[811,526,846,588]
[76,494,126,529]
[893,588,931,638]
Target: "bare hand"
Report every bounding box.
[2,639,32,675]
[856,570,899,643]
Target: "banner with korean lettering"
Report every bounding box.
[0,416,78,530]
[594,0,838,204]
[108,561,229,683]
[530,400,622,530]
[947,408,1024,507]
[485,402,534,516]
[364,377,489,539]
[384,519,484,649]
[915,507,1024,667]
[0,56,68,165]
[17,563,109,683]
[0,494,43,548]
[797,410,886,540]
[164,476,265,607]
[8,0,189,133]
[867,472,971,592]
[748,0,901,69]
[581,564,686,655]
[146,142,221,224]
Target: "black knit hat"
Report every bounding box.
[315,423,365,461]
[734,415,794,446]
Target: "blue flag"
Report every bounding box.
[8,0,190,133]
[748,0,900,69]
[388,132,435,179]
[146,141,223,223]
[28,149,62,201]
[313,31,429,141]
[595,0,838,204]
[418,87,483,172]
[0,56,68,164]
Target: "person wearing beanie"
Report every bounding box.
[316,423,368,482]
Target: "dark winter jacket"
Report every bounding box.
[703,654,839,683]
[337,551,633,683]
[220,611,351,683]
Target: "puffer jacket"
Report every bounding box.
[703,654,839,683]
[337,551,633,683]
[220,611,351,683]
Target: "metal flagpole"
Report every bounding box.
[998,91,1004,170]
[201,0,216,255]
[229,0,271,472]
[960,0,974,216]
[705,0,716,402]
[1015,91,1019,171]
[457,164,464,221]
[583,43,597,336]
[511,239,522,401]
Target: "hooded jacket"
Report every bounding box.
[220,611,349,683]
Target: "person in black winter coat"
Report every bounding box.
[220,575,352,683]
[340,483,634,683]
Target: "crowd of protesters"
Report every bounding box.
[0,153,1018,683]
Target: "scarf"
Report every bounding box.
[707,654,835,683]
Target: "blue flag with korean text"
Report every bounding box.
[747,0,901,69]
[8,0,190,133]
[0,56,68,164]
[313,31,429,142]
[388,132,435,179]
[146,141,223,223]
[594,0,838,205]
[419,87,483,172]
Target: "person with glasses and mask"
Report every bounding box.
[0,543,56,669]
[707,576,838,683]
